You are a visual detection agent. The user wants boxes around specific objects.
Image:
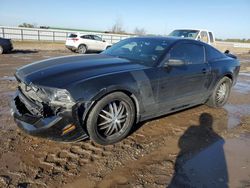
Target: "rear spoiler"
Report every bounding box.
[224,50,237,59]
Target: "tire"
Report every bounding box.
[0,46,3,54]
[86,92,135,145]
[78,44,87,54]
[206,77,232,108]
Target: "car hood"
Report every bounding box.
[15,54,148,88]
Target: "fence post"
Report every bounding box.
[21,29,23,41]
[2,27,5,38]
[53,31,55,42]
[38,30,40,41]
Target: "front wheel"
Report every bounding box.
[206,77,232,108]
[86,92,135,145]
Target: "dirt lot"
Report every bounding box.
[0,49,250,188]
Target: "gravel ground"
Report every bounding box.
[0,50,250,188]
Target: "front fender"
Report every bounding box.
[67,71,145,124]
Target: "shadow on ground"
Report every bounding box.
[168,113,228,188]
[8,50,38,54]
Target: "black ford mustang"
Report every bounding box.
[11,37,240,145]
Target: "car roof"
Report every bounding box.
[132,36,204,44]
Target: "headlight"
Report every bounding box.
[24,83,74,104]
[51,89,73,103]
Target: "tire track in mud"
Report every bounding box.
[10,105,224,187]
[1,106,248,188]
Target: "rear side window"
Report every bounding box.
[208,32,214,43]
[206,45,225,61]
[200,31,209,43]
[169,43,205,64]
[68,34,77,38]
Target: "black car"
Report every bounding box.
[0,37,13,54]
[11,37,240,145]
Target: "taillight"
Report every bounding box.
[72,38,79,42]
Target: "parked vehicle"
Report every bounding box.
[169,29,215,45]
[11,37,240,145]
[0,37,13,54]
[65,33,111,54]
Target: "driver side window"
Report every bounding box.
[169,43,205,64]
[93,35,102,41]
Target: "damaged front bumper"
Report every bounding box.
[11,91,88,142]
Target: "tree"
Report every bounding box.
[110,18,125,34]
[134,27,146,35]
[18,22,36,28]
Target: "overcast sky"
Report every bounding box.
[0,0,249,39]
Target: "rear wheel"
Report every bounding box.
[78,44,87,54]
[0,46,3,54]
[206,77,232,108]
[86,92,135,145]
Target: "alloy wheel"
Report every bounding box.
[216,82,227,104]
[97,100,128,137]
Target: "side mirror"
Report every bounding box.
[103,40,106,42]
[165,59,185,67]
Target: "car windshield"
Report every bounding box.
[169,30,199,39]
[102,38,170,66]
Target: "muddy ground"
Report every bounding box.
[0,49,250,188]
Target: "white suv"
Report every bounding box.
[65,33,111,54]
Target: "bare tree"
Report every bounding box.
[111,18,125,34]
[18,22,35,28]
[134,27,146,35]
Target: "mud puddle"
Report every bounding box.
[233,73,250,94]
[0,76,16,81]
[170,133,250,188]
[240,59,250,63]
[239,72,250,77]
[224,104,250,129]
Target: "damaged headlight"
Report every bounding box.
[51,89,73,103]
[29,84,74,104]
[21,82,74,106]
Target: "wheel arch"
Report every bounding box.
[214,72,234,89]
[78,43,88,50]
[80,87,141,132]
[223,73,233,82]
[106,45,112,49]
[206,72,234,103]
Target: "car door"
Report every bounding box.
[92,35,106,51]
[80,35,95,50]
[156,42,211,112]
